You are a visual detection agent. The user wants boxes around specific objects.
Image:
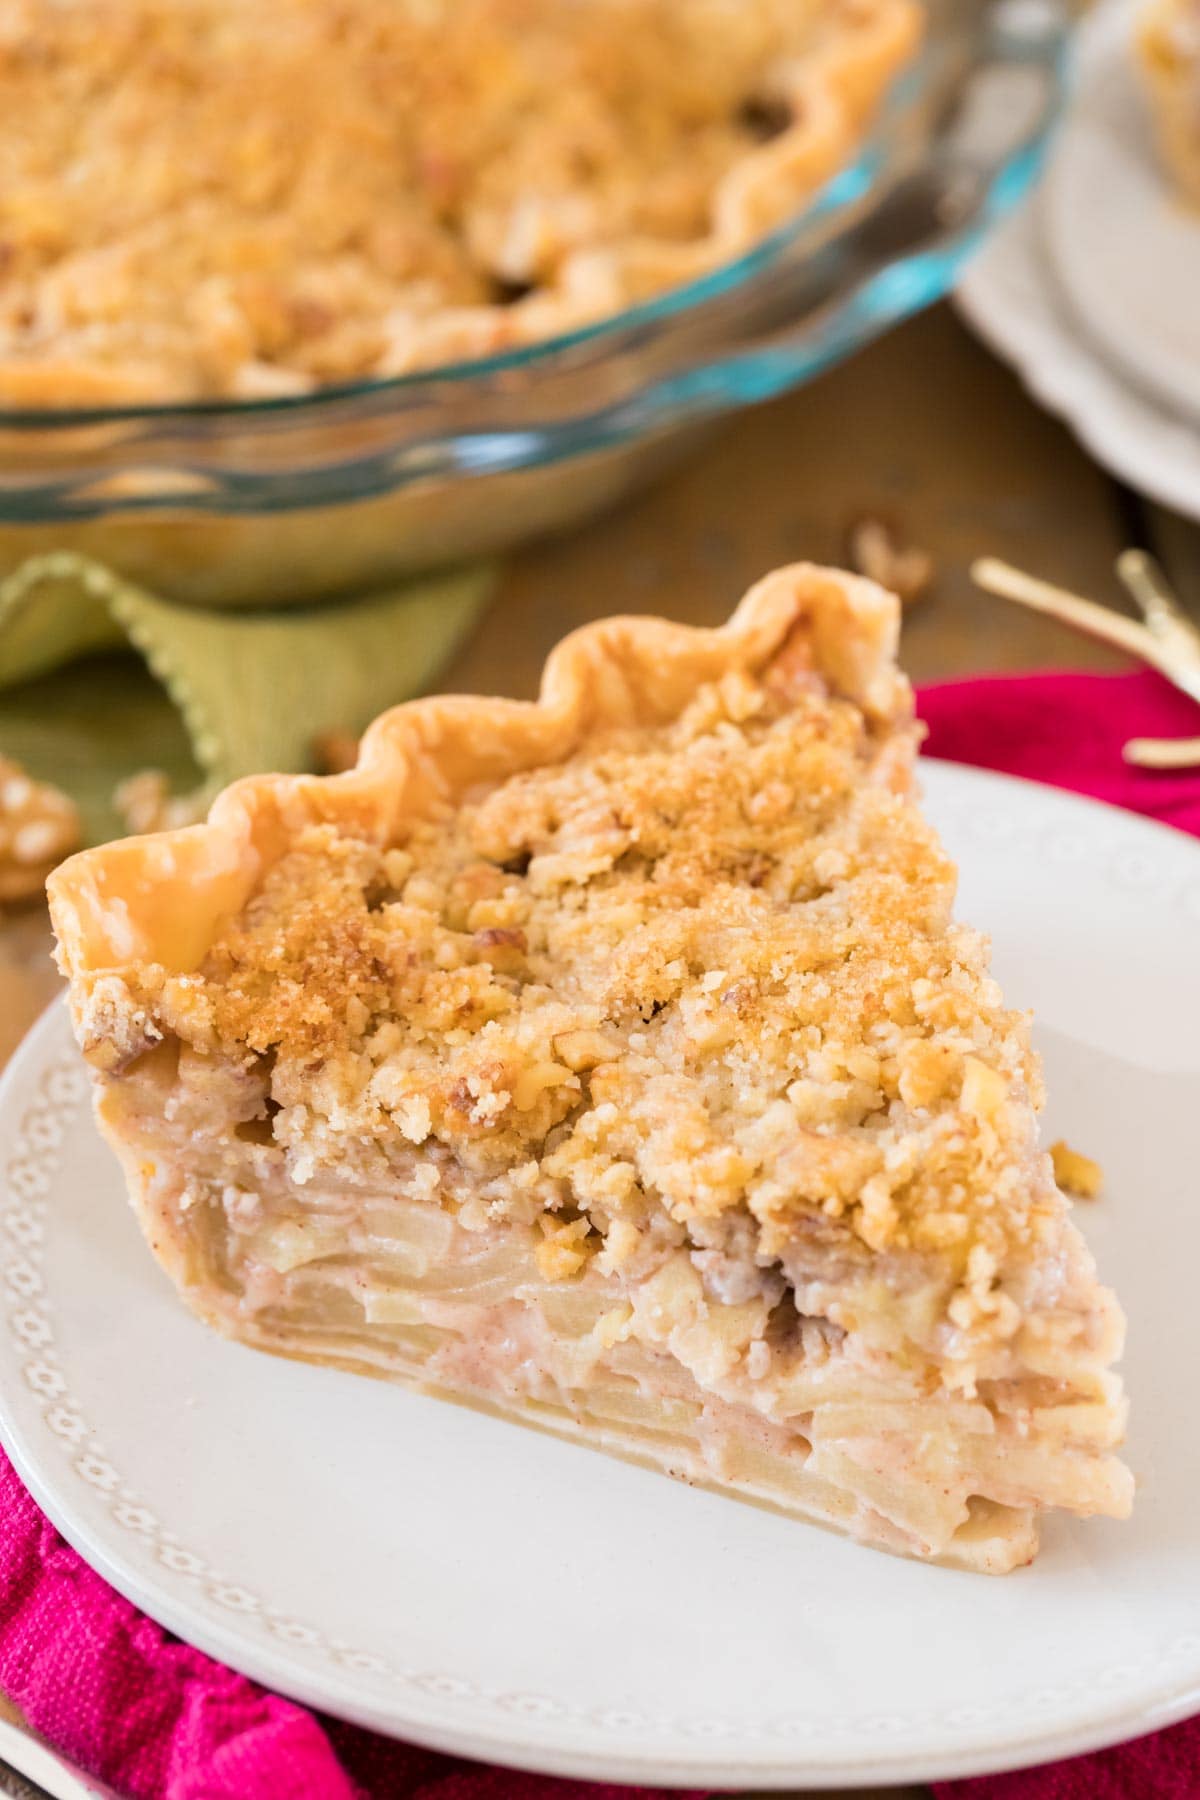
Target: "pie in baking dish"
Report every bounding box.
[0,0,921,405]
[1138,0,1200,206]
[48,566,1132,1572]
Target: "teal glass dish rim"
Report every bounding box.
[0,0,1069,521]
[0,165,887,435]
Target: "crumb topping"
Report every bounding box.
[118,658,1052,1326]
[0,0,912,402]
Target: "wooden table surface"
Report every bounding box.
[1,301,1198,1800]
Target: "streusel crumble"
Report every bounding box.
[0,0,920,403]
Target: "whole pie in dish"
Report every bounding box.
[48,566,1132,1572]
[0,0,921,405]
[1138,0,1200,207]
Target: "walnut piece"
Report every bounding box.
[0,757,80,903]
[847,515,934,607]
[1050,1139,1103,1200]
[0,0,919,405]
[961,1056,1007,1121]
[114,771,205,837]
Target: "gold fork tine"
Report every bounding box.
[1116,549,1200,682]
[970,558,1167,666]
[1117,548,1200,637]
[1123,736,1200,770]
[971,556,1200,772]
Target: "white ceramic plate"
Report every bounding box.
[956,0,1200,521]
[958,198,1200,521]
[2,761,1200,1791]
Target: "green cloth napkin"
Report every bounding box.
[0,553,493,843]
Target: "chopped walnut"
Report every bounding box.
[114,771,205,837]
[1050,1140,1103,1200]
[960,1056,1007,1122]
[472,925,527,973]
[554,1029,619,1072]
[897,1038,959,1109]
[597,1220,642,1275]
[847,515,934,607]
[0,757,80,903]
[513,1060,577,1112]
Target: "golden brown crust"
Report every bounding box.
[0,0,921,405]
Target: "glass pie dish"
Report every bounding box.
[0,0,1067,609]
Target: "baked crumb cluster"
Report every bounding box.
[0,0,915,402]
[122,662,1051,1345]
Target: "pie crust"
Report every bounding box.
[1138,0,1200,207]
[48,565,1132,1571]
[0,0,921,406]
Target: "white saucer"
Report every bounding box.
[958,200,1200,521]
[957,0,1200,521]
[1042,0,1200,425]
[2,761,1200,1789]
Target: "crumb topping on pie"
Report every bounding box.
[149,662,1047,1304]
[0,0,920,403]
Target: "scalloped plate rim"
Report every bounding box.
[955,0,1200,531]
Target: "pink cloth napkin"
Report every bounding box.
[1,666,1198,1800]
[925,668,1200,1800]
[919,666,1200,833]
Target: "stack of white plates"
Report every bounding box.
[958,0,1200,520]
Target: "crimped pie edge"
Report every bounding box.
[47,563,907,1001]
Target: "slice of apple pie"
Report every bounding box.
[48,566,1132,1572]
[1138,0,1200,208]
